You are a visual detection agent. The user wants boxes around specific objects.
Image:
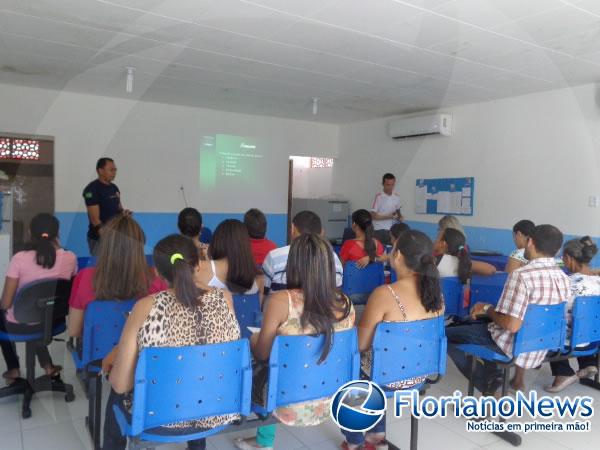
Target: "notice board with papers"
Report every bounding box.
[415,177,474,216]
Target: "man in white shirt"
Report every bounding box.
[371,173,403,245]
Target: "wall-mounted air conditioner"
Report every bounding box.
[387,113,452,139]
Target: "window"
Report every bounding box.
[310,157,334,168]
[0,137,40,160]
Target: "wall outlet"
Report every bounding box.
[589,196,599,208]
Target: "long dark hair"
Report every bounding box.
[209,219,256,293]
[442,228,472,284]
[286,233,351,363]
[352,209,376,262]
[153,234,205,308]
[24,213,59,269]
[394,230,443,313]
[94,214,152,300]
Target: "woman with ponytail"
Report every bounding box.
[435,228,496,278]
[103,234,241,450]
[340,209,385,268]
[0,213,77,382]
[342,230,443,450]
[545,236,600,393]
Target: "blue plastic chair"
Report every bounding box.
[254,328,360,415]
[114,340,252,449]
[368,316,446,450]
[558,296,600,390]
[441,277,465,317]
[69,299,136,450]
[342,262,385,305]
[470,272,508,306]
[0,278,75,418]
[457,303,566,447]
[232,294,262,339]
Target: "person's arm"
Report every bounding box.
[357,286,389,352]
[505,258,525,274]
[68,308,84,338]
[472,260,496,276]
[0,277,18,311]
[109,296,154,394]
[471,302,523,333]
[250,291,289,361]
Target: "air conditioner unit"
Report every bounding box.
[387,113,452,139]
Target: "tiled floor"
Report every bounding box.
[1,338,599,450]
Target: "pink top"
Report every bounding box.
[68,267,168,311]
[5,249,78,323]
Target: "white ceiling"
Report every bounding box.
[1,0,600,123]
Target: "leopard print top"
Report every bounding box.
[137,288,241,430]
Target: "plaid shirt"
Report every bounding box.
[489,257,571,368]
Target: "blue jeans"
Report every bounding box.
[446,322,505,394]
[342,415,386,446]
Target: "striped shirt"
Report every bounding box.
[262,245,344,289]
[489,257,570,368]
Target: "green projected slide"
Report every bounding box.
[199,134,264,191]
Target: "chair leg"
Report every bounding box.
[492,367,522,447]
[86,374,102,450]
[410,414,419,450]
[467,355,476,396]
[580,352,600,391]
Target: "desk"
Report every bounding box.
[470,272,508,306]
[471,254,508,271]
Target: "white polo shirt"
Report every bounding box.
[371,191,402,230]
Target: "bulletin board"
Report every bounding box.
[415,177,474,216]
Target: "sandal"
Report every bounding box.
[2,368,20,381]
[45,365,63,378]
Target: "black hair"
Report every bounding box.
[393,230,443,313]
[442,228,471,284]
[209,219,256,293]
[513,220,535,237]
[563,236,598,265]
[96,157,114,171]
[153,234,205,308]
[24,213,59,269]
[390,222,410,241]
[382,173,396,184]
[292,210,322,235]
[286,233,351,363]
[177,207,203,238]
[352,209,376,262]
[530,224,563,257]
[244,208,268,239]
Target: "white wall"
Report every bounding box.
[0,83,339,215]
[291,156,335,199]
[334,83,600,239]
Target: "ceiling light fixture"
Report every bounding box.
[125,67,135,93]
[312,97,319,115]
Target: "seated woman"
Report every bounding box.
[434,224,496,277]
[234,233,355,450]
[545,236,600,392]
[340,209,385,268]
[103,234,241,450]
[505,220,535,274]
[389,222,410,246]
[435,228,472,282]
[344,230,443,450]
[0,213,77,382]
[196,219,261,296]
[68,214,167,338]
[178,207,209,259]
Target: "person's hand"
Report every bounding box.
[470,303,490,320]
[356,256,370,268]
[102,346,118,374]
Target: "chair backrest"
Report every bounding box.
[441,277,464,317]
[130,340,252,435]
[513,303,566,356]
[570,296,600,348]
[232,294,262,339]
[264,328,359,412]
[342,262,385,296]
[370,316,447,390]
[14,278,72,324]
[81,299,136,366]
[470,272,508,306]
